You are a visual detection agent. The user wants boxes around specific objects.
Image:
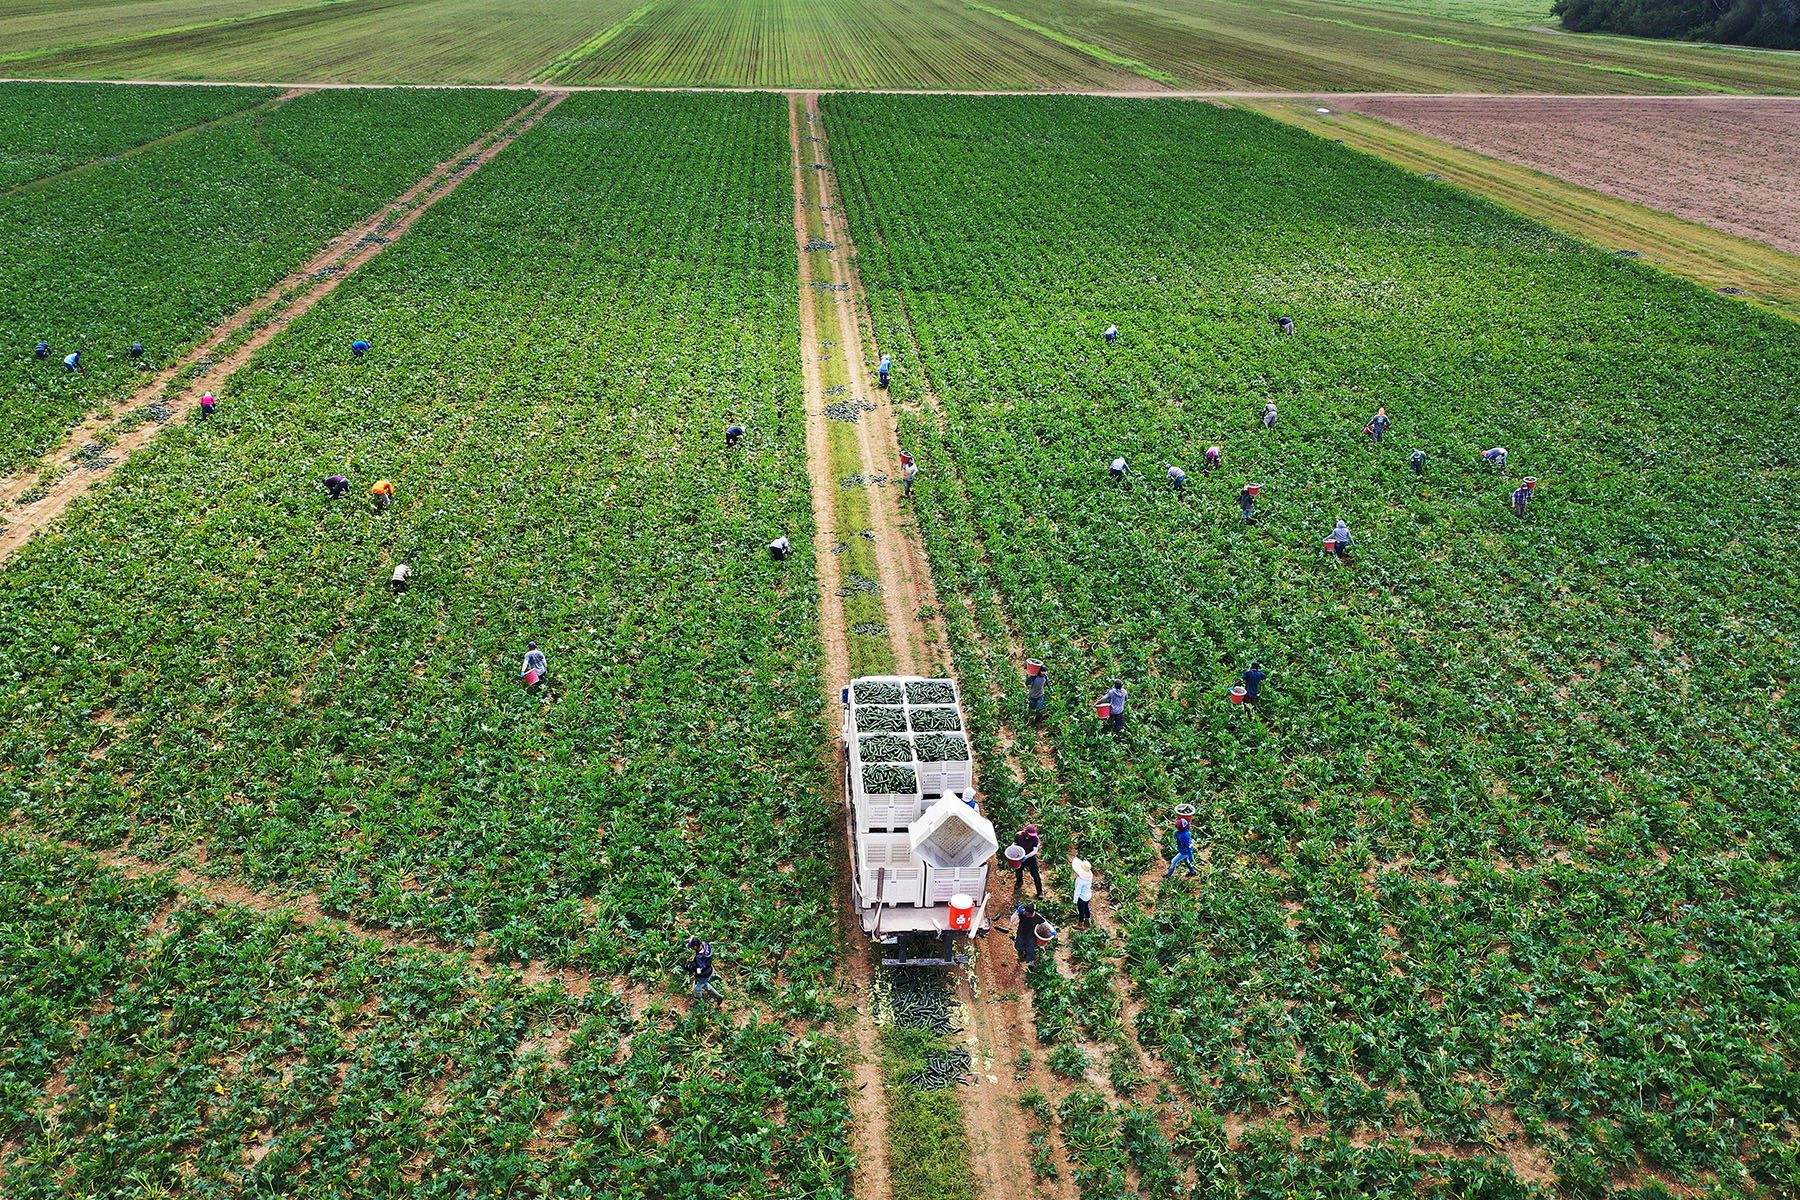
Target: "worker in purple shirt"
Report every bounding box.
[1512,484,1533,519]
[1165,816,1197,877]
[1102,679,1127,735]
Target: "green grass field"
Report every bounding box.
[4,0,1800,90]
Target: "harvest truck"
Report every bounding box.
[841,675,998,966]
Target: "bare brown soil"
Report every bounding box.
[1348,96,1800,256]
[0,90,564,562]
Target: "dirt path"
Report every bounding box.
[789,93,894,1200]
[0,91,564,563]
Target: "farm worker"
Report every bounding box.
[1010,902,1041,964]
[1327,519,1352,557]
[129,342,145,360]
[899,449,914,469]
[1205,445,1222,472]
[63,350,82,373]
[1026,665,1049,722]
[1276,315,1295,335]
[390,562,413,595]
[1512,484,1533,519]
[1262,401,1278,429]
[351,339,371,357]
[34,341,49,360]
[1010,823,1043,897]
[687,936,723,1001]
[521,641,547,685]
[1109,456,1127,483]
[1165,817,1197,877]
[725,421,745,448]
[1238,484,1257,523]
[1410,449,1427,476]
[1104,324,1119,345]
[1367,408,1391,443]
[878,353,892,388]
[370,478,395,510]
[323,474,351,500]
[1165,463,1187,492]
[903,458,918,497]
[1242,662,1267,703]
[198,393,216,419]
[1071,857,1094,927]
[1480,447,1508,468]
[1102,679,1128,735]
[769,535,791,561]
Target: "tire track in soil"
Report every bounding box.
[789,92,893,1200]
[0,90,565,563]
[799,91,1076,1200]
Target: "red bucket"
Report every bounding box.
[1230,686,1247,704]
[1323,539,1337,553]
[523,669,542,686]
[1094,701,1112,720]
[948,893,975,931]
[1523,477,1538,490]
[1034,922,1056,945]
[1026,659,1044,677]
[1004,845,1026,868]
[1246,483,1262,497]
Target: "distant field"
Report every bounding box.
[5,0,1800,91]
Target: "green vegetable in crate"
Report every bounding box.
[862,764,918,795]
[854,705,907,733]
[854,681,903,704]
[913,733,969,762]
[858,734,914,762]
[907,706,961,732]
[905,680,956,705]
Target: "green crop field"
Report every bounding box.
[827,91,1800,1197]
[4,0,1800,90]
[1,35,1798,1200]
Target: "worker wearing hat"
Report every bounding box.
[1165,816,1197,878]
[1071,857,1094,927]
[1010,823,1043,898]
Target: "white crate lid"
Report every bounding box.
[908,795,998,869]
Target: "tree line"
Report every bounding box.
[1552,0,1798,48]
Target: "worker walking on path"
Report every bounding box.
[1327,519,1352,558]
[390,561,413,595]
[725,420,745,449]
[521,642,547,687]
[1010,823,1044,897]
[1238,484,1258,524]
[1165,463,1187,492]
[198,393,216,420]
[1102,679,1128,735]
[769,535,791,561]
[370,479,395,511]
[1026,661,1050,723]
[1165,816,1198,877]
[1512,483,1533,519]
[1367,408,1391,443]
[1205,445,1222,472]
[687,936,724,1002]
[1262,401,1278,429]
[1071,857,1095,927]
[1480,447,1509,469]
[878,353,892,389]
[63,350,82,374]
[351,339,371,358]
[323,474,351,500]
[1410,449,1427,477]
[1104,324,1119,345]
[902,458,918,497]
[1242,662,1267,703]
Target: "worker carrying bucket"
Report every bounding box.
[1324,519,1352,558]
[1512,481,1535,519]
[1239,483,1260,523]
[1025,659,1049,723]
[520,642,547,687]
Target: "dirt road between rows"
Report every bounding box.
[1347,96,1800,256]
[0,91,563,563]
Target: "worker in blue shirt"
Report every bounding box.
[878,353,892,388]
[63,350,82,373]
[725,421,745,448]
[1241,662,1266,703]
[1102,679,1127,735]
[34,341,49,360]
[1512,484,1533,519]
[351,339,371,357]
[1410,449,1427,476]
[1104,324,1119,345]
[1165,817,1197,877]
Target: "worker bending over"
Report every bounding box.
[1110,456,1128,483]
[198,393,216,419]
[725,421,745,449]
[1276,316,1295,335]
[352,339,371,358]
[323,474,351,500]
[1410,449,1427,476]
[878,353,892,388]
[769,535,791,561]
[1205,445,1222,472]
[1165,463,1186,492]
[390,562,413,595]
[63,351,82,374]
[521,642,547,686]
[1480,447,1508,469]
[370,479,395,511]
[1262,401,1278,429]
[1104,324,1119,345]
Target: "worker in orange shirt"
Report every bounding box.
[370,479,395,511]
